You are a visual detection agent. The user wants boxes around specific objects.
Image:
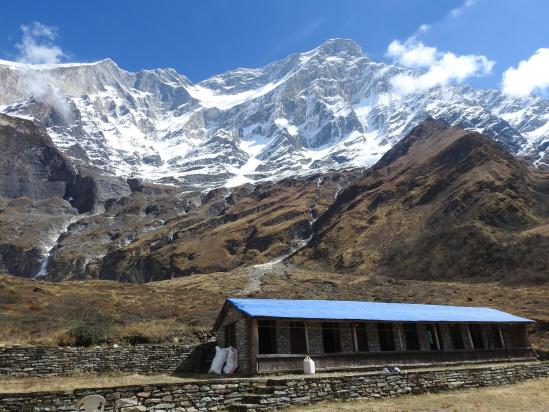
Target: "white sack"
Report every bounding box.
[222,346,239,374]
[303,356,315,375]
[209,346,229,374]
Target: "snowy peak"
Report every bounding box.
[197,38,364,97]
[0,39,548,191]
[309,38,364,58]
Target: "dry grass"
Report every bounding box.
[0,373,195,393]
[1,267,548,351]
[0,273,227,346]
[290,377,549,411]
[111,319,196,343]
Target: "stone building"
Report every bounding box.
[212,298,536,374]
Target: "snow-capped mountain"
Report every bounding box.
[0,38,547,190]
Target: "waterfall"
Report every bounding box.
[34,216,79,279]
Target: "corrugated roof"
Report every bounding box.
[226,298,533,323]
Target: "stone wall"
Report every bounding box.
[0,343,214,377]
[0,362,547,411]
[215,305,251,374]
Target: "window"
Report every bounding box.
[377,323,396,351]
[224,322,236,348]
[449,324,465,349]
[289,321,307,354]
[488,325,504,349]
[403,323,420,350]
[322,322,342,353]
[258,320,277,354]
[426,324,441,350]
[468,324,485,349]
[354,323,369,352]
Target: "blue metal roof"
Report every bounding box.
[226,298,533,323]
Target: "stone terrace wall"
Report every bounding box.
[0,362,547,411]
[216,305,251,373]
[0,343,215,377]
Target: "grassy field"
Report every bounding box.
[290,378,549,411]
[1,267,548,351]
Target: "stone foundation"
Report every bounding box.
[0,343,215,377]
[0,361,547,411]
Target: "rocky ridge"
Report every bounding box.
[0,38,547,192]
[292,119,549,283]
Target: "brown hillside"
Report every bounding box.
[1,270,547,353]
[96,171,361,282]
[292,119,549,283]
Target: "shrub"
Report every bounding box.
[123,334,152,345]
[55,332,74,347]
[69,322,111,347]
[56,295,105,323]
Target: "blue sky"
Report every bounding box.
[1,0,547,95]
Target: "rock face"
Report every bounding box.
[0,114,76,276]
[44,183,202,281]
[0,113,133,277]
[0,113,75,200]
[0,113,131,212]
[0,38,547,192]
[0,196,77,276]
[292,119,549,283]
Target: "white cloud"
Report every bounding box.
[385,0,487,95]
[386,40,437,68]
[13,22,72,119]
[450,0,476,18]
[16,22,67,65]
[386,40,494,94]
[502,48,549,98]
